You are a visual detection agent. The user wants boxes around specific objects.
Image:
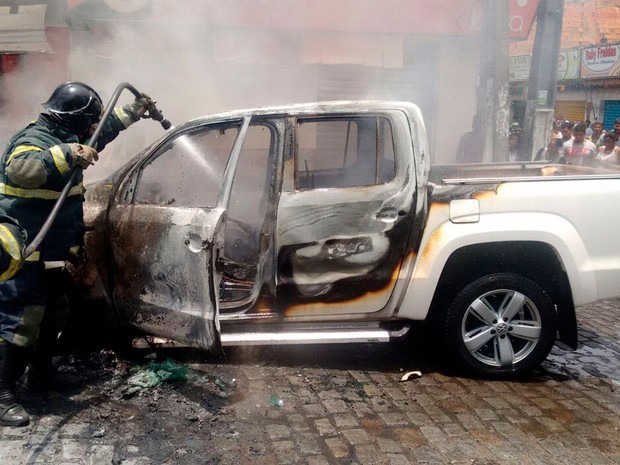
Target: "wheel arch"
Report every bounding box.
[427,241,577,348]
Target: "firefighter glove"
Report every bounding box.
[68,143,99,170]
[127,94,155,122]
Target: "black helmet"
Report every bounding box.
[43,81,103,133]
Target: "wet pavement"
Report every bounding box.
[1,300,619,465]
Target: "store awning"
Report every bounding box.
[0,3,52,53]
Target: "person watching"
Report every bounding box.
[590,121,604,146]
[596,132,620,166]
[535,138,564,162]
[559,121,574,144]
[560,123,597,166]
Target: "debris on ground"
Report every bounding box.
[190,371,235,399]
[399,370,422,382]
[269,394,284,407]
[119,359,189,397]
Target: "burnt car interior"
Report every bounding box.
[134,122,241,208]
[219,121,279,308]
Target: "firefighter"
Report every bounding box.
[0,81,152,426]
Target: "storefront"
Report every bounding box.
[509,42,620,130]
[64,0,490,164]
[0,1,69,142]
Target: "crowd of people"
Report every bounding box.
[456,115,620,166]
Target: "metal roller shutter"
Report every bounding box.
[316,41,437,128]
[554,100,586,122]
[603,101,620,130]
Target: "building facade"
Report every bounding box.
[1,0,557,166]
[509,0,620,130]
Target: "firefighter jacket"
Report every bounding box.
[0,207,26,282]
[0,107,136,262]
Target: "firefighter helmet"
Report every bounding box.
[43,81,103,134]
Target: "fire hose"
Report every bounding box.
[23,82,171,259]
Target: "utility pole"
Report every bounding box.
[523,0,565,159]
[478,0,510,162]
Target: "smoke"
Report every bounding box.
[1,1,482,180]
[0,53,68,145]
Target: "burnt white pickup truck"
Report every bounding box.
[74,101,620,378]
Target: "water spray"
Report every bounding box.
[23,82,172,258]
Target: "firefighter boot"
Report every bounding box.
[0,341,30,427]
[26,346,81,392]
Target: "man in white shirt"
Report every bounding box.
[560,123,597,166]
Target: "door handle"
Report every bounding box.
[183,232,209,253]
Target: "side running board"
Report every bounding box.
[220,325,410,346]
[132,324,411,349]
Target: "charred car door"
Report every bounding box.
[277,112,417,317]
[106,118,250,350]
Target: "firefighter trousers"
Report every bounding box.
[0,262,70,349]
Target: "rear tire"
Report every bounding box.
[444,273,557,378]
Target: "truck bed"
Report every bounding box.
[429,162,620,185]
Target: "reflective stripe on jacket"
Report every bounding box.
[0,112,130,261]
[0,208,26,282]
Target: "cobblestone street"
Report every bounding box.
[1,300,619,465]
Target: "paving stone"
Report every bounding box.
[266,424,291,440]
[5,301,620,465]
[376,437,403,453]
[354,443,389,465]
[58,423,90,438]
[306,456,331,465]
[333,413,359,428]
[314,418,337,436]
[378,412,410,426]
[473,407,500,421]
[341,428,372,445]
[302,403,328,417]
[455,413,485,430]
[88,445,114,465]
[272,440,299,464]
[411,446,448,464]
[393,427,428,448]
[387,453,412,465]
[296,432,322,455]
[0,440,24,460]
[351,402,375,417]
[325,437,350,458]
[118,458,154,465]
[321,399,350,414]
[60,440,87,460]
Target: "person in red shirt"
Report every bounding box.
[560,123,597,166]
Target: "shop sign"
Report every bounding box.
[558,49,580,80]
[581,43,620,79]
[509,0,539,41]
[509,54,531,81]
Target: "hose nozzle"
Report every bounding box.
[144,100,172,130]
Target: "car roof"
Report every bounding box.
[184,100,422,125]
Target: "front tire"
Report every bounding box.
[444,273,557,378]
